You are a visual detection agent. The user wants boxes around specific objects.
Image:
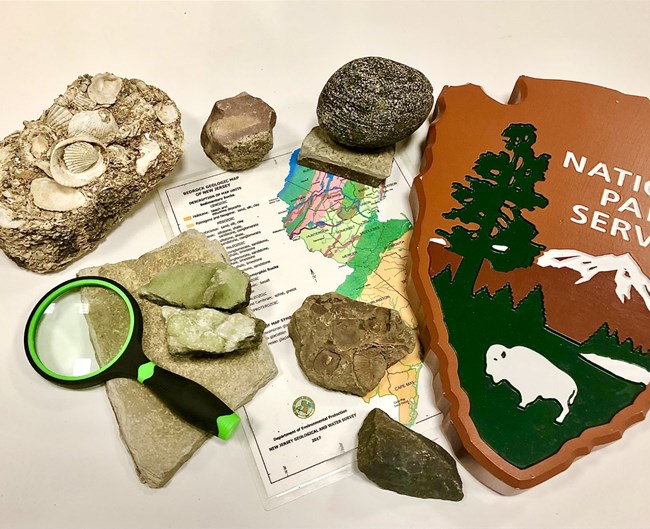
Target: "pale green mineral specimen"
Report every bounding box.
[138,262,251,312]
[162,306,266,356]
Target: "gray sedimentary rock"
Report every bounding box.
[357,409,463,501]
[200,92,276,171]
[79,230,277,487]
[317,57,433,149]
[0,73,184,272]
[288,293,416,396]
[162,306,266,356]
[297,126,394,187]
[138,261,251,312]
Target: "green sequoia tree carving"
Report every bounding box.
[436,123,551,293]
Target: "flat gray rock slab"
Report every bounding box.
[297,126,394,187]
[78,230,277,487]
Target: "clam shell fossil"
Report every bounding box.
[0,204,24,228]
[50,135,106,187]
[136,137,161,176]
[155,102,179,125]
[30,135,50,159]
[68,109,118,143]
[31,177,86,211]
[45,105,73,133]
[87,73,123,105]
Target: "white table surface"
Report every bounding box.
[2,2,649,528]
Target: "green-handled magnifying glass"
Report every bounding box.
[24,276,240,441]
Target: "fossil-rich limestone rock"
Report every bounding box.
[288,293,417,396]
[317,57,433,149]
[297,126,394,187]
[162,306,266,356]
[138,261,251,312]
[79,230,277,487]
[200,92,276,171]
[0,73,184,273]
[357,409,463,501]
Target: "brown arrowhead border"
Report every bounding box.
[408,76,650,492]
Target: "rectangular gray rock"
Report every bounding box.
[297,126,394,187]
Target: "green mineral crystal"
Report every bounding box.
[138,262,251,312]
[162,307,266,356]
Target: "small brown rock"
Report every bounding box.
[200,92,276,171]
[288,293,417,396]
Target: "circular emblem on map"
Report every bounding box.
[292,396,315,419]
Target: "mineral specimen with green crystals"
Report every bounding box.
[162,306,266,356]
[138,261,251,312]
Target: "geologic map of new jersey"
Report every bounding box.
[158,147,439,503]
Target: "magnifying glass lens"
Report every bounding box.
[32,284,132,379]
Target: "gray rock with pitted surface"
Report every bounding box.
[317,57,433,149]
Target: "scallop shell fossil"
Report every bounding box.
[68,109,118,143]
[50,135,106,187]
[71,93,96,111]
[63,142,100,173]
[31,177,86,211]
[45,105,74,133]
[87,73,123,105]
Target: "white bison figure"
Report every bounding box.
[485,344,578,424]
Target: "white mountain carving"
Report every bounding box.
[537,249,650,311]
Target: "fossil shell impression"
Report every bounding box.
[136,137,161,176]
[68,109,118,143]
[87,73,123,105]
[50,135,106,187]
[155,102,179,125]
[31,178,86,211]
[71,93,96,111]
[45,105,74,134]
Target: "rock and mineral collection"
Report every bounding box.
[162,306,266,356]
[79,230,277,487]
[288,293,417,396]
[297,126,394,187]
[316,57,433,149]
[138,261,251,312]
[357,409,463,501]
[0,73,184,272]
[200,92,276,171]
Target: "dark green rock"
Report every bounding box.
[137,261,251,312]
[357,409,463,501]
[317,57,433,149]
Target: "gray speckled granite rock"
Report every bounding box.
[317,57,433,149]
[297,126,394,187]
[357,408,463,501]
[288,292,417,396]
[79,230,277,487]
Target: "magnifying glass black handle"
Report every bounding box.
[138,362,240,440]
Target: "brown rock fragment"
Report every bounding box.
[288,293,417,396]
[200,92,276,171]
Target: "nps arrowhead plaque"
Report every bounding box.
[408,77,650,493]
